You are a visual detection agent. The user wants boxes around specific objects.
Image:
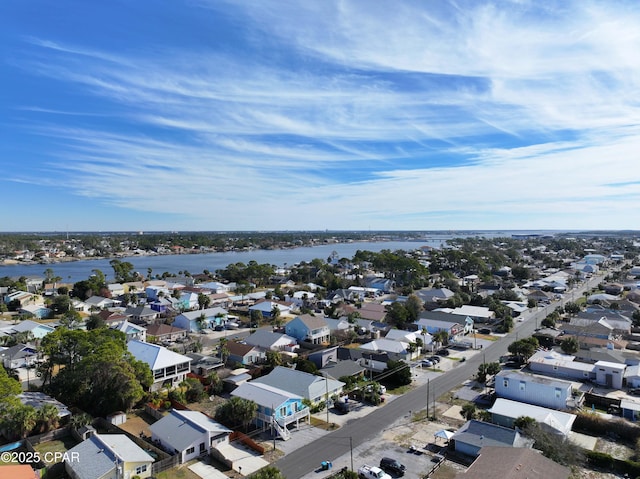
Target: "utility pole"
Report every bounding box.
[350,436,354,472]
[426,378,430,418]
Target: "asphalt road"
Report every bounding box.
[276,273,606,478]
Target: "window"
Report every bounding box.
[555,388,561,398]
[519,381,526,392]
[280,407,287,417]
[503,379,509,388]
[135,465,148,474]
[186,446,195,455]
[199,442,206,452]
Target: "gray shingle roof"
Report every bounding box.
[149,409,230,452]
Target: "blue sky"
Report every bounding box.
[2,0,640,232]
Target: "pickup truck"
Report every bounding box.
[358,464,392,479]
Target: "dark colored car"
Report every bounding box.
[436,348,450,356]
[428,355,441,363]
[380,457,405,477]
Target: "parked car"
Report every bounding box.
[428,356,441,363]
[358,464,391,479]
[629,388,640,396]
[436,349,450,356]
[421,360,433,368]
[214,325,225,331]
[379,457,405,477]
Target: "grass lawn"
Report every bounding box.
[33,436,79,465]
[156,461,202,479]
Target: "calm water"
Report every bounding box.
[0,240,445,283]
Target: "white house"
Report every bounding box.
[127,340,191,391]
[149,409,231,463]
[488,398,576,437]
[495,370,574,410]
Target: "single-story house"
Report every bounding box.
[243,330,299,352]
[18,304,52,319]
[248,299,292,318]
[173,307,228,332]
[145,323,188,342]
[18,391,72,419]
[488,398,576,436]
[111,320,147,342]
[9,319,55,339]
[451,420,533,458]
[65,434,154,479]
[227,341,265,366]
[359,338,415,362]
[149,409,231,463]
[454,446,570,479]
[123,305,159,323]
[0,343,38,369]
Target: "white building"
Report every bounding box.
[127,340,191,391]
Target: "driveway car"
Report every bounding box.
[379,457,405,477]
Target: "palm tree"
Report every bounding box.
[37,404,60,433]
[70,412,93,431]
[13,405,37,438]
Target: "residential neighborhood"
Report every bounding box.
[1,232,640,479]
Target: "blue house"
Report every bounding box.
[285,314,330,345]
[231,382,309,440]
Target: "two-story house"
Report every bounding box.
[231,381,309,440]
[285,314,330,345]
[495,370,574,410]
[252,366,344,405]
[173,307,228,333]
[127,340,191,391]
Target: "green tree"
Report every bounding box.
[405,294,423,322]
[42,328,152,416]
[384,360,412,386]
[295,358,318,374]
[477,362,501,383]
[51,294,72,315]
[248,466,286,479]
[59,310,83,329]
[110,259,136,283]
[206,371,224,395]
[460,403,477,420]
[271,305,282,327]
[182,377,206,402]
[197,293,211,310]
[385,302,409,329]
[36,403,60,433]
[433,330,449,348]
[513,415,536,431]
[215,396,258,430]
[265,350,283,369]
[508,337,539,363]
[250,309,264,324]
[86,314,106,330]
[560,337,579,355]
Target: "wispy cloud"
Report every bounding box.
[4,0,640,230]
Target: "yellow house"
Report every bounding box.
[65,433,154,479]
